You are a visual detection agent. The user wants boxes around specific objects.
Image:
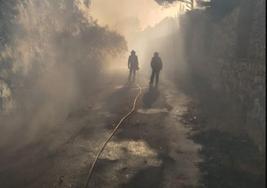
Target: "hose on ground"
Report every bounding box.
[84,84,142,188]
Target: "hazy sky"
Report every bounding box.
[90,0,183,70]
[90,0,181,33]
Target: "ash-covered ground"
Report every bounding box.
[1,72,264,188]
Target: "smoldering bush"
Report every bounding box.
[0,0,126,144]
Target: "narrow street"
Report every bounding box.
[88,77,201,188]
[0,73,201,188]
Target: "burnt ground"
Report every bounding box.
[192,130,265,188]
[0,72,265,188]
[180,101,266,188]
[88,79,200,188]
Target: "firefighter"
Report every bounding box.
[150,52,163,87]
[128,50,139,82]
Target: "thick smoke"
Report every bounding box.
[89,0,182,74]
[0,0,126,147]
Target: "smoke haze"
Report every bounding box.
[90,0,185,75]
[0,0,126,148]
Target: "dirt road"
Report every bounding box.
[1,71,265,188]
[0,73,201,188]
[88,79,201,188]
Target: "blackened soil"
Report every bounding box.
[191,130,265,188]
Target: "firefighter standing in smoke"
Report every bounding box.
[150,52,163,87]
[128,50,139,82]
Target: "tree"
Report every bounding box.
[197,0,241,18]
[156,0,194,10]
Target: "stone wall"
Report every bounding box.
[181,0,265,148]
[248,0,266,60]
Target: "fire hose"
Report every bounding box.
[84,84,142,188]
